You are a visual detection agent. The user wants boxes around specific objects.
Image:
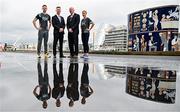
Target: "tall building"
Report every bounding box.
[94,24,115,51]
[103,25,128,51]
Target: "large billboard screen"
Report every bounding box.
[128,5,179,52]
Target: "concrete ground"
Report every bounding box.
[0,52,180,112]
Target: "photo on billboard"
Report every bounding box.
[128,5,179,52]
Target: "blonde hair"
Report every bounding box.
[82,10,87,14]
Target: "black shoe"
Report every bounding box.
[60,55,66,58]
[67,55,74,58]
[73,55,78,58]
[37,55,41,58]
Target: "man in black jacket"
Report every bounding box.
[66,59,79,107]
[67,7,80,58]
[52,59,65,107]
[52,6,65,58]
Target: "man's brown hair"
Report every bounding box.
[42,5,47,7]
[56,6,61,9]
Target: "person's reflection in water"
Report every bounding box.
[52,59,65,107]
[33,58,51,109]
[66,59,79,107]
[80,59,93,105]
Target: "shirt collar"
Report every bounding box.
[56,14,61,17]
[70,13,75,17]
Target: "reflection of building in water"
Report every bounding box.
[128,5,179,52]
[104,65,127,79]
[126,67,176,104]
[103,25,128,51]
[93,64,127,80]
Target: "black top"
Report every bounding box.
[66,82,79,101]
[52,86,65,99]
[81,17,94,33]
[67,13,80,34]
[80,63,92,98]
[36,85,51,101]
[35,13,51,30]
[80,85,92,98]
[52,15,65,34]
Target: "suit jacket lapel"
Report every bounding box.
[56,15,61,23]
[69,13,76,22]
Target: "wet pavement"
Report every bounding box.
[0,52,180,112]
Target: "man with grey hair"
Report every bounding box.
[33,5,51,58]
[67,7,80,58]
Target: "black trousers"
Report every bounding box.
[37,60,49,96]
[53,32,64,56]
[68,32,79,56]
[81,63,89,84]
[82,33,90,53]
[37,30,49,55]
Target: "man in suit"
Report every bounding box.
[52,59,65,107]
[67,7,80,58]
[52,6,65,58]
[66,59,79,107]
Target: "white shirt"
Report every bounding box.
[70,13,75,18]
[56,15,61,23]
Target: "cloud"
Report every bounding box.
[0,0,179,44]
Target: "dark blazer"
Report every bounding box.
[52,15,65,34]
[67,13,80,34]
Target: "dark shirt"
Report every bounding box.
[66,82,79,101]
[81,17,94,33]
[36,13,51,30]
[52,86,65,99]
[80,85,92,98]
[36,85,51,101]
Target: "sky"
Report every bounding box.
[0,0,179,44]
